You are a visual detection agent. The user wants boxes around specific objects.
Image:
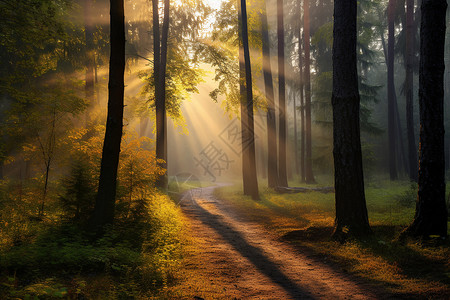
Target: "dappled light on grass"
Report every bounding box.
[214,184,335,233]
[213,181,450,298]
[323,235,450,296]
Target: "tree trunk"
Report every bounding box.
[40,110,56,217]
[293,86,299,176]
[161,0,170,178]
[84,0,95,114]
[278,0,288,187]
[238,0,250,195]
[259,144,267,179]
[394,93,409,175]
[155,0,170,189]
[240,0,259,200]
[332,0,371,239]
[380,18,408,178]
[405,0,448,238]
[40,162,50,217]
[388,0,398,180]
[405,0,418,181]
[299,28,306,182]
[261,2,278,188]
[92,0,125,228]
[303,0,315,183]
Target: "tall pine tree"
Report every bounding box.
[332,0,371,239]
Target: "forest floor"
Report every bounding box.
[161,184,402,300]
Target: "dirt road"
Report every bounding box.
[177,185,388,300]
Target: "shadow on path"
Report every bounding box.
[190,195,314,299]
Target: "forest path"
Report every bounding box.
[177,184,388,300]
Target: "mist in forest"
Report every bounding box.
[4,0,447,184]
[1,0,449,298]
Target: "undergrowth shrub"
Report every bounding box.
[0,192,186,298]
[59,157,96,224]
[394,183,417,207]
[0,131,185,298]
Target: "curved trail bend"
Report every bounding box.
[179,184,386,300]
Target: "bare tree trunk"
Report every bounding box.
[155,0,170,189]
[299,28,306,182]
[404,0,448,238]
[92,0,125,228]
[293,88,299,176]
[278,0,288,187]
[40,161,51,217]
[238,0,250,195]
[332,0,371,240]
[240,0,259,200]
[303,0,315,183]
[394,93,409,175]
[38,110,56,217]
[261,1,278,188]
[405,0,418,181]
[259,143,267,179]
[388,0,398,180]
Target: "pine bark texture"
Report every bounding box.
[238,0,250,195]
[406,0,448,238]
[240,0,259,200]
[332,0,371,239]
[92,0,125,227]
[303,0,314,183]
[261,3,278,188]
[277,0,288,187]
[405,0,418,181]
[155,0,170,189]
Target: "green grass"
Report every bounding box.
[213,178,450,298]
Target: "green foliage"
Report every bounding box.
[137,0,211,125]
[196,39,240,114]
[2,224,137,273]
[0,0,69,82]
[361,140,377,177]
[394,182,418,208]
[0,121,183,298]
[307,0,383,173]
[0,0,109,175]
[0,190,186,298]
[312,71,333,127]
[197,0,266,116]
[311,22,333,49]
[139,49,205,123]
[115,133,165,222]
[0,0,78,167]
[59,158,96,224]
